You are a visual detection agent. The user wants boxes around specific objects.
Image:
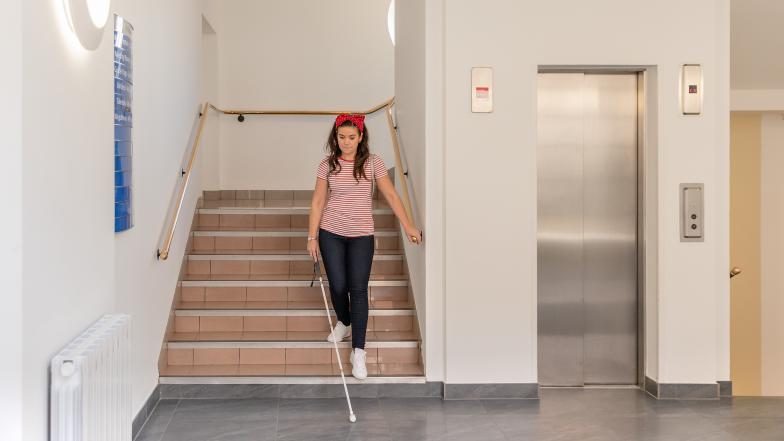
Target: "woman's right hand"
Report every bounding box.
[307,239,320,261]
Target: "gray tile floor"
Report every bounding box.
[135,388,784,441]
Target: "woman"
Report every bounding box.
[307,113,422,380]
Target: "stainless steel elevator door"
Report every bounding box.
[537,73,638,387]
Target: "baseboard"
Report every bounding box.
[644,376,659,397]
[159,382,444,399]
[443,383,540,400]
[132,385,161,440]
[644,376,719,400]
[718,380,732,397]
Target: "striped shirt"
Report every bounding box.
[317,154,388,237]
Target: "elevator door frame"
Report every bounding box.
[537,67,647,389]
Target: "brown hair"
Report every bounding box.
[325,119,371,182]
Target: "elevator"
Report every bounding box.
[537,72,640,386]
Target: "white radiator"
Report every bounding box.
[50,314,132,441]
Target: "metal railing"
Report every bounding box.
[157,97,419,260]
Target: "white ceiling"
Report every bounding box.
[731,0,784,90]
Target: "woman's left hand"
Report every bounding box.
[404,224,423,245]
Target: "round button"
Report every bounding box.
[691,224,697,230]
[691,214,697,220]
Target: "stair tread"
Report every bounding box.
[200,208,393,215]
[188,249,402,256]
[183,274,409,281]
[169,330,420,342]
[176,300,415,311]
[200,199,390,209]
[160,362,423,377]
[192,226,400,234]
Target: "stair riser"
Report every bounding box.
[204,190,316,201]
[202,190,390,202]
[181,286,410,303]
[202,190,389,201]
[187,259,404,276]
[167,347,420,367]
[191,235,402,252]
[197,213,396,229]
[174,315,414,334]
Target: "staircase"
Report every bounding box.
[159,190,424,383]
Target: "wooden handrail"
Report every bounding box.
[212,99,393,116]
[157,102,209,260]
[385,101,415,225]
[157,98,419,260]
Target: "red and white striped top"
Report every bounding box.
[317,154,388,237]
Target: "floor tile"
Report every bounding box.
[134,400,179,441]
[135,390,784,441]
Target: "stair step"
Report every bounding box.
[181,280,408,287]
[186,254,405,278]
[190,230,402,252]
[200,207,393,214]
[188,249,402,255]
[192,230,399,237]
[199,199,390,210]
[182,273,409,281]
[196,209,396,230]
[189,254,402,260]
[158,375,426,384]
[165,343,420,376]
[168,331,420,343]
[175,309,414,316]
[159,363,424,378]
[175,300,415,311]
[199,209,393,219]
[179,283,410,307]
[174,313,415,334]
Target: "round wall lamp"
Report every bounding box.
[387,0,395,46]
[63,0,112,50]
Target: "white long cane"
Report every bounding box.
[312,259,357,423]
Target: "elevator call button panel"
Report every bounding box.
[680,183,704,242]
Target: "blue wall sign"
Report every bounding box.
[114,16,134,232]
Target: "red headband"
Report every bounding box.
[335,113,365,133]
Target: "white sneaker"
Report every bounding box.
[327,322,351,343]
[350,348,368,380]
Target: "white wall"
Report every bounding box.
[423,0,446,382]
[201,17,221,190]
[22,1,117,439]
[394,0,427,372]
[439,0,730,384]
[715,0,732,385]
[395,0,446,380]
[761,113,784,395]
[112,0,205,416]
[20,1,206,437]
[0,1,22,440]
[206,0,395,190]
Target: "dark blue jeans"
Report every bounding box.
[318,228,374,349]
